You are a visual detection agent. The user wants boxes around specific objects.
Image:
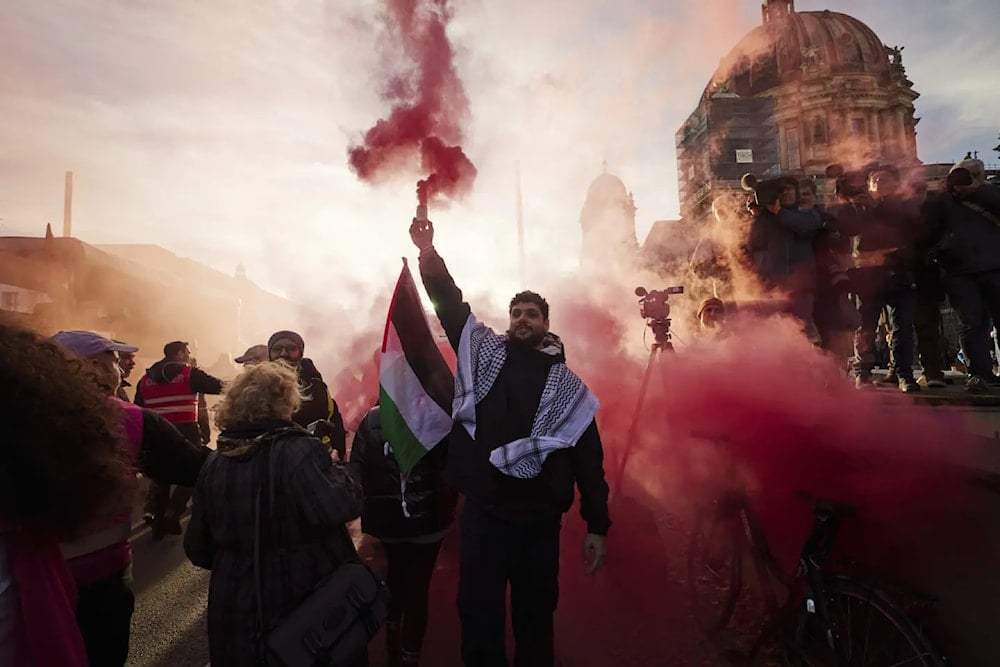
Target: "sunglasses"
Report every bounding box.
[270,344,300,353]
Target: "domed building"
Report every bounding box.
[676,0,920,222]
[580,165,639,270]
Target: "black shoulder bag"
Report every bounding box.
[253,441,390,666]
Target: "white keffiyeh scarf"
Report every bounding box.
[453,314,599,479]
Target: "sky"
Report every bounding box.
[1,0,998,307]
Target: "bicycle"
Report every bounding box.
[687,488,948,665]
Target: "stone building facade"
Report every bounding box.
[677,0,921,224]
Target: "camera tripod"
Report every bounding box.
[611,317,674,499]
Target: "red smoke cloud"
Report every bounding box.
[348,0,477,207]
[553,300,995,662]
[326,287,998,662]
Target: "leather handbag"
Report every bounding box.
[253,443,390,666]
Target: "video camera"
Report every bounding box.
[946,167,974,191]
[636,286,683,349]
[825,161,883,200]
[635,286,683,321]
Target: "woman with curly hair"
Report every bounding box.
[0,321,137,666]
[185,361,365,667]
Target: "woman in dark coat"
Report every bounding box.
[350,405,454,666]
[184,361,364,667]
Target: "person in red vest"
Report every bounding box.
[49,330,211,666]
[136,340,224,540]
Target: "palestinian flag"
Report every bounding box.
[380,260,454,474]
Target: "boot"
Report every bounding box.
[400,648,420,665]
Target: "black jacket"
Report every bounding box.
[834,197,924,270]
[925,185,1000,276]
[418,247,611,535]
[138,408,211,486]
[292,358,347,454]
[350,406,455,540]
[748,206,823,290]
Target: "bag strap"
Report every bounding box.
[960,199,1000,229]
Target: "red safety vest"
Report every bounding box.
[140,365,197,424]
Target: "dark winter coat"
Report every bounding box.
[925,185,1000,276]
[350,406,455,540]
[291,359,347,454]
[748,206,824,291]
[136,408,210,484]
[184,421,363,667]
[418,248,611,535]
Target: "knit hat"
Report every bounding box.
[267,330,305,353]
[697,297,725,319]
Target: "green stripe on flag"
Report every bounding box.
[380,387,430,474]
[379,260,455,474]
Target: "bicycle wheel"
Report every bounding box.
[790,576,946,666]
[686,503,743,633]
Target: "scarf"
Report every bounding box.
[454,314,599,479]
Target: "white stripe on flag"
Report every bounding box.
[382,322,452,448]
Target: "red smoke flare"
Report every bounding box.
[348,0,477,208]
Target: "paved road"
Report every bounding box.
[123,493,772,667]
[123,503,731,667]
[126,517,210,667]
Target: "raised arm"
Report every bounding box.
[410,218,472,350]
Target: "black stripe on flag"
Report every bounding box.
[388,264,455,414]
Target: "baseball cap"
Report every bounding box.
[235,344,268,364]
[51,330,139,359]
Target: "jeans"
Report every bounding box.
[457,503,561,667]
[384,540,443,656]
[76,570,135,667]
[853,282,917,379]
[944,271,1000,381]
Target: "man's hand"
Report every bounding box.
[583,533,606,574]
[409,217,434,252]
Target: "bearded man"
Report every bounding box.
[410,217,610,667]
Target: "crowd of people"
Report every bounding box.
[695,156,1000,394]
[0,218,611,667]
[7,157,993,665]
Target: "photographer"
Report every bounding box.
[834,166,923,393]
[801,179,855,357]
[925,159,1000,392]
[746,177,825,341]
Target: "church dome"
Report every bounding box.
[586,171,629,202]
[709,5,898,97]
